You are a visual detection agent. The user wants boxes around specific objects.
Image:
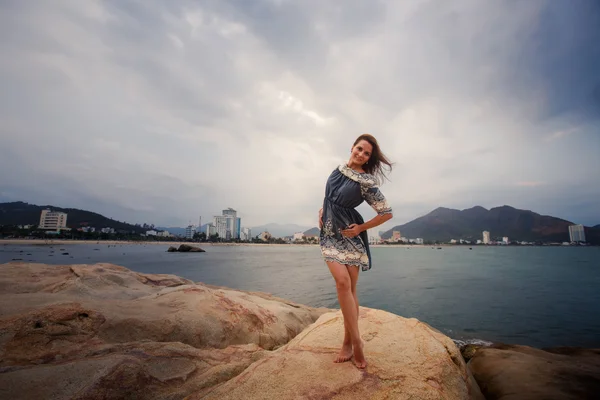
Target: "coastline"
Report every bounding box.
[0,239,422,248]
[0,239,320,247]
[1,239,587,248]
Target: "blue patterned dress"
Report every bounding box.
[320,164,392,271]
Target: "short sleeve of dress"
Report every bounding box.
[361,181,392,216]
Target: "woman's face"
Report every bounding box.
[351,139,373,166]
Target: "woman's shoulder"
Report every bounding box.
[337,164,377,187]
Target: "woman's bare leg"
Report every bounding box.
[326,261,366,368]
[346,265,366,368]
[341,265,361,357]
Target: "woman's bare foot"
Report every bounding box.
[352,340,367,369]
[334,341,353,363]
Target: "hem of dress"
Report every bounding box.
[322,255,371,271]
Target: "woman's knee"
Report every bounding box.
[335,276,351,292]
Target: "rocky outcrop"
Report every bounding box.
[0,342,266,400]
[0,262,328,400]
[468,344,600,399]
[0,262,484,399]
[195,308,484,399]
[168,244,205,252]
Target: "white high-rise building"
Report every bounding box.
[482,231,490,244]
[214,216,227,239]
[215,208,241,240]
[206,223,217,236]
[241,227,252,241]
[39,209,68,231]
[569,224,586,242]
[185,225,196,239]
[222,208,236,217]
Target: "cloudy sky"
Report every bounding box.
[1,0,599,233]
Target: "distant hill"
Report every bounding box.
[0,201,145,233]
[303,227,319,236]
[584,226,600,245]
[249,223,311,238]
[595,224,600,229]
[381,205,599,244]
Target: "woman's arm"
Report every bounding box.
[359,213,393,232]
[341,213,392,238]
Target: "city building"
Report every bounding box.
[39,209,68,231]
[185,225,196,239]
[214,208,241,240]
[214,216,227,239]
[241,227,252,241]
[392,231,401,242]
[369,236,380,245]
[293,232,305,241]
[206,223,217,237]
[502,237,509,245]
[482,231,490,244]
[100,227,114,234]
[414,238,424,245]
[569,224,586,242]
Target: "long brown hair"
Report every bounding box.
[353,134,393,184]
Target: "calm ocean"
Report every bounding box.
[2,243,599,349]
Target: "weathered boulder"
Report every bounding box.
[0,262,487,400]
[0,263,328,359]
[167,246,178,252]
[193,308,484,400]
[176,244,205,252]
[0,262,330,400]
[468,344,600,399]
[0,341,267,400]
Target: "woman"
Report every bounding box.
[319,134,393,369]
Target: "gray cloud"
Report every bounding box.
[0,0,598,231]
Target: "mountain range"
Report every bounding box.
[380,205,600,244]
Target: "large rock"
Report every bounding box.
[166,244,206,252]
[0,262,485,399]
[176,244,205,252]
[0,262,329,400]
[0,342,266,400]
[193,308,484,400]
[468,344,600,399]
